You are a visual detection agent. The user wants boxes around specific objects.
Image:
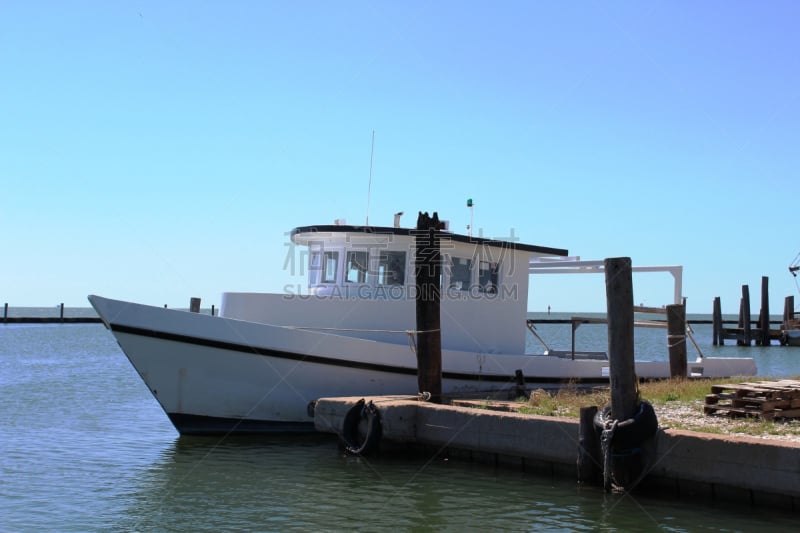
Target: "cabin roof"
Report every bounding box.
[290,225,569,257]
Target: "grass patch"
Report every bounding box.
[515,376,800,440]
[637,377,732,405]
[518,383,608,418]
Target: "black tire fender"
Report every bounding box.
[340,398,382,455]
[594,400,658,450]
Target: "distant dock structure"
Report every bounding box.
[2,300,216,324]
[2,303,100,324]
[712,276,799,346]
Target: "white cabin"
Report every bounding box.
[221,225,568,355]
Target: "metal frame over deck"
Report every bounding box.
[526,257,690,360]
[528,257,683,306]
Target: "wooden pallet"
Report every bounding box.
[704,380,800,420]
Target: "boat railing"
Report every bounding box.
[526,304,705,361]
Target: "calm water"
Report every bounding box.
[2,314,799,531]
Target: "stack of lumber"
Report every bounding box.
[704,380,800,420]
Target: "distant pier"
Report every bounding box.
[711,277,799,346]
[2,316,102,324]
[2,303,101,324]
[3,300,216,324]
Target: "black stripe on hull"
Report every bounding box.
[110,323,610,385]
[168,413,315,435]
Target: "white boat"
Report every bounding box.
[89,221,756,434]
[782,329,800,346]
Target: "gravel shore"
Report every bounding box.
[655,400,800,443]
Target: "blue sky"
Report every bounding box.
[1,1,798,313]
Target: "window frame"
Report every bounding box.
[376,250,406,286]
[345,250,369,284]
[449,256,473,291]
[321,251,340,284]
[478,260,499,294]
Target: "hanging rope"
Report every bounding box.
[600,419,619,492]
[686,324,704,361]
[595,400,658,492]
[406,330,418,353]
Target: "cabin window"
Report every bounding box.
[321,251,339,283]
[479,261,498,294]
[309,251,322,285]
[449,257,472,291]
[377,251,406,285]
[345,251,368,283]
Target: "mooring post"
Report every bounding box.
[60,303,64,322]
[758,276,770,346]
[741,285,752,346]
[712,296,722,345]
[189,297,201,313]
[414,211,443,403]
[211,304,215,317]
[3,303,7,323]
[667,304,687,378]
[577,405,601,483]
[605,257,638,420]
[604,257,642,490]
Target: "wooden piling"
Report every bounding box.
[666,304,687,378]
[740,285,752,346]
[60,303,64,322]
[604,257,641,490]
[712,296,722,345]
[414,211,443,403]
[604,257,638,421]
[190,297,201,313]
[784,296,795,330]
[3,303,7,323]
[577,406,600,484]
[211,304,215,317]
[758,276,770,346]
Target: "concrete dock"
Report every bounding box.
[315,396,800,510]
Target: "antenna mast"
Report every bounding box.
[467,198,474,237]
[366,130,375,226]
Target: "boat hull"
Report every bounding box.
[782,330,800,347]
[89,295,757,435]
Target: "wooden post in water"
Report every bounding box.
[740,285,752,346]
[190,297,201,313]
[712,297,723,345]
[577,405,601,484]
[784,296,795,330]
[60,303,64,322]
[3,303,7,324]
[667,304,687,378]
[737,297,744,344]
[604,257,640,489]
[758,276,770,346]
[211,304,215,317]
[414,211,443,403]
